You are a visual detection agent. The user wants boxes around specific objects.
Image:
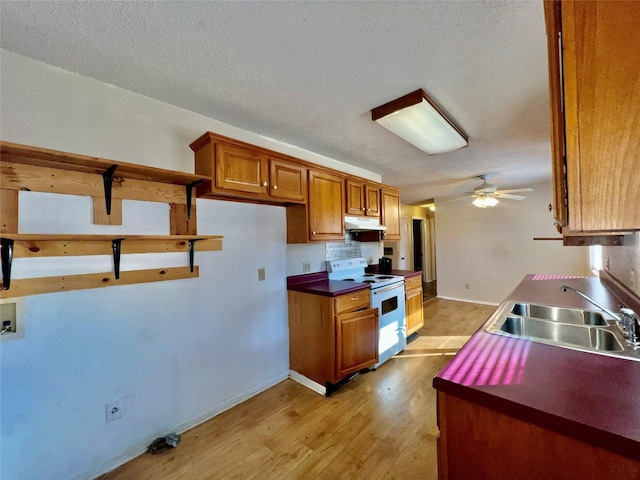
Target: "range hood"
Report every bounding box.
[344,215,387,232]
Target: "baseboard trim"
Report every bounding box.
[288,369,326,396]
[86,371,289,480]
[437,295,500,307]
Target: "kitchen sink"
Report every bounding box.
[499,316,623,352]
[510,303,607,326]
[486,301,640,361]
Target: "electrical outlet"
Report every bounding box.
[258,268,266,281]
[465,283,469,290]
[303,262,311,273]
[631,269,636,288]
[105,399,123,423]
[0,302,18,340]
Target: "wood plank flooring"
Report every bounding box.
[101,299,496,480]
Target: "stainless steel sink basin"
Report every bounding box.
[486,301,640,361]
[499,316,623,352]
[510,303,607,326]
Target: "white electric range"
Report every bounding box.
[328,258,407,367]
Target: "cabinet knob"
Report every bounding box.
[351,296,358,301]
[273,185,278,190]
[312,231,317,235]
[362,207,365,211]
[262,181,268,187]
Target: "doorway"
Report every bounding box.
[412,219,424,272]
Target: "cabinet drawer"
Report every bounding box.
[335,289,370,313]
[405,275,422,293]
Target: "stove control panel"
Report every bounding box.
[328,257,368,272]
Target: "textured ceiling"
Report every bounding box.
[0,0,552,204]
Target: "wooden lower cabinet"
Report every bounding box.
[436,392,639,479]
[405,274,424,336]
[288,289,378,388]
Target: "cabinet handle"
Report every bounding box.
[262,181,268,187]
[273,185,278,190]
[351,296,358,301]
[362,207,365,211]
[312,231,316,235]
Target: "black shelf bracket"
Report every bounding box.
[188,239,203,273]
[103,164,119,215]
[186,180,204,219]
[112,238,124,279]
[1,238,14,290]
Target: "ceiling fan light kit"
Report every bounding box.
[443,174,533,208]
[371,89,468,155]
[472,195,499,208]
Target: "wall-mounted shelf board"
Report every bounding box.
[1,142,209,186]
[0,266,199,299]
[2,234,223,257]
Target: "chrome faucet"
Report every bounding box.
[561,285,640,346]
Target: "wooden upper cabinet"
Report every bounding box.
[191,132,306,204]
[269,156,307,202]
[545,1,640,233]
[215,142,268,196]
[365,184,381,217]
[346,179,380,218]
[346,179,366,215]
[381,188,401,240]
[308,170,345,241]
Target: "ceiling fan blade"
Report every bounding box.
[496,187,533,194]
[442,195,475,204]
[495,193,526,200]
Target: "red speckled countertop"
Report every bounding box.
[433,274,640,461]
[287,272,369,297]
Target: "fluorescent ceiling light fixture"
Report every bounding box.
[472,195,499,208]
[372,89,468,155]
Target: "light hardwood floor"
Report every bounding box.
[101,299,496,480]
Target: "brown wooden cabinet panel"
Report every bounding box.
[288,289,378,389]
[545,1,640,235]
[335,308,379,380]
[308,170,345,241]
[381,188,401,240]
[405,284,424,336]
[215,142,268,196]
[269,157,307,202]
[437,392,640,480]
[346,179,366,215]
[365,185,381,217]
[346,179,381,218]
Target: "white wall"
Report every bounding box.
[0,51,381,480]
[435,180,592,304]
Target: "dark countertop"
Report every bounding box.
[287,272,370,297]
[433,274,640,461]
[365,265,422,278]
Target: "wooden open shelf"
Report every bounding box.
[2,234,223,257]
[0,266,199,299]
[0,142,223,297]
[1,142,209,186]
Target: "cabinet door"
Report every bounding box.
[406,287,424,336]
[269,157,307,203]
[335,308,379,381]
[381,189,401,240]
[544,0,568,232]
[365,185,381,218]
[308,170,345,241]
[215,142,268,196]
[346,179,366,215]
[560,1,640,232]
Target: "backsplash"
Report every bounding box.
[326,233,383,264]
[604,232,640,297]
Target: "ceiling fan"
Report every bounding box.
[446,174,533,208]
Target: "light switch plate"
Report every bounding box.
[258,268,266,281]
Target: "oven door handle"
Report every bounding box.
[372,283,404,295]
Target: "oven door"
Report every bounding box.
[371,282,407,367]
